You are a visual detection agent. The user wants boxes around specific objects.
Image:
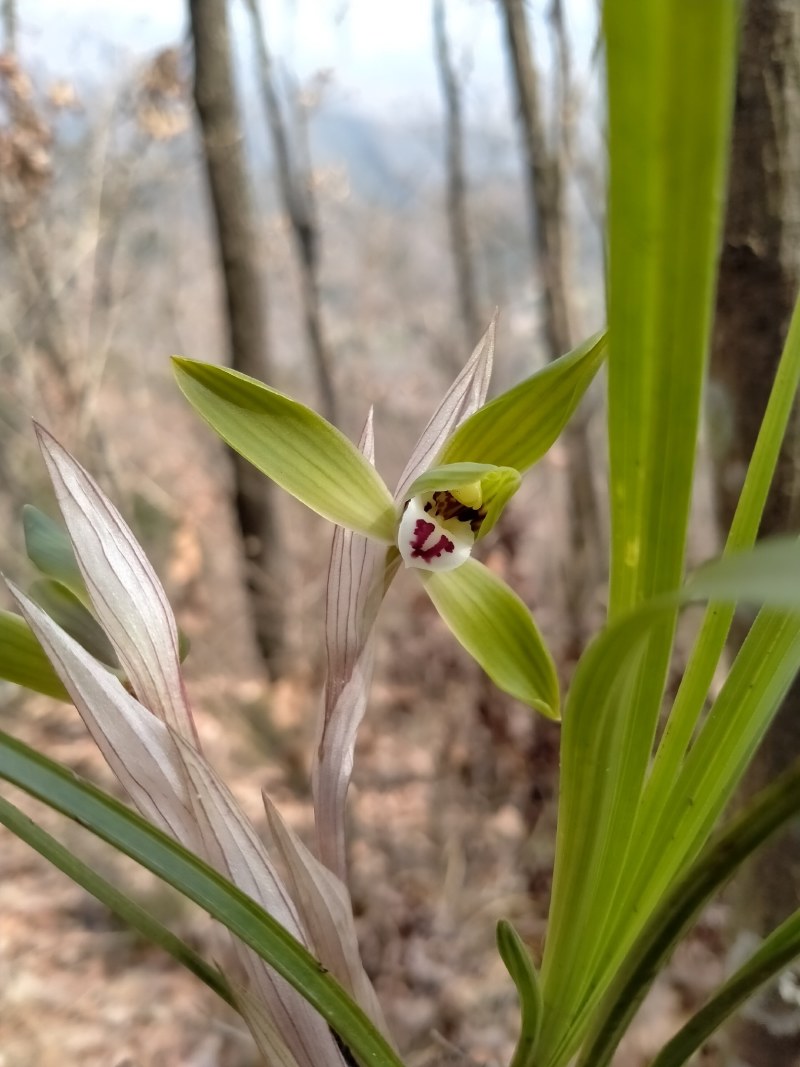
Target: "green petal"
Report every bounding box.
[422,559,559,717]
[404,462,521,540]
[23,505,87,602]
[0,609,71,701]
[439,331,607,472]
[173,359,397,542]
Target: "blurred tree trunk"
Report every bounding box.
[432,0,481,349]
[242,0,337,425]
[498,0,600,656]
[710,3,800,1064]
[188,0,286,674]
[1,0,16,52]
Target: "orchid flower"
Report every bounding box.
[172,325,607,725]
[5,426,390,1067]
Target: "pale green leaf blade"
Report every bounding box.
[438,332,606,472]
[0,609,71,701]
[0,730,404,1067]
[649,909,800,1067]
[29,578,119,667]
[173,358,397,542]
[497,920,543,1067]
[422,559,559,717]
[22,504,87,601]
[575,758,800,1067]
[0,792,234,1007]
[684,538,800,606]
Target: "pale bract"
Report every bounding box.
[5,427,389,1067]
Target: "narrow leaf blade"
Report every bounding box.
[0,730,404,1067]
[0,792,234,1007]
[649,909,800,1067]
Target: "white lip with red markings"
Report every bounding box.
[397,492,478,572]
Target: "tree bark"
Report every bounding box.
[710,3,800,1063]
[498,0,600,656]
[243,0,337,424]
[432,0,481,348]
[188,0,285,673]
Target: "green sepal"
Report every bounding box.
[439,331,607,472]
[497,920,543,1067]
[172,358,397,543]
[0,609,71,701]
[422,558,559,717]
[404,462,521,539]
[29,579,120,668]
[23,505,87,602]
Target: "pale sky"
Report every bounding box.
[19,0,596,121]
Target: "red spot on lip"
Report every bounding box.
[410,518,454,563]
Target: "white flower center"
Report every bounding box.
[397,492,480,572]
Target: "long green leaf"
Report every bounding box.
[0,609,71,701]
[540,3,740,1061]
[0,730,404,1067]
[649,909,800,1067]
[422,559,559,717]
[575,757,800,1067]
[173,358,397,543]
[438,332,606,472]
[0,792,234,1007]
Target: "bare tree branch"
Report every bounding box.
[432,0,481,346]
